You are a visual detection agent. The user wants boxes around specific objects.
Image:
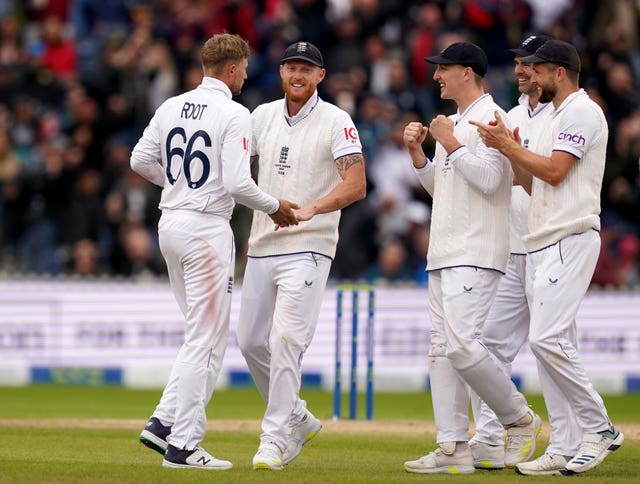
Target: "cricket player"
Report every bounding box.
[236,41,366,471]
[131,33,298,470]
[472,39,624,475]
[469,34,583,474]
[402,42,541,475]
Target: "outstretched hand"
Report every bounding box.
[469,111,517,151]
[269,199,299,230]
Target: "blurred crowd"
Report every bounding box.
[0,0,639,288]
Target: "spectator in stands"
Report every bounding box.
[67,238,101,277]
[0,128,19,182]
[39,14,77,82]
[0,0,638,285]
[369,112,427,242]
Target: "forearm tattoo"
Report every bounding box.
[335,153,364,178]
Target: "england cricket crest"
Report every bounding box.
[276,145,291,175]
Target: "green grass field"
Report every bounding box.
[1,386,638,483]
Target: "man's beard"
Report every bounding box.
[230,80,242,96]
[539,85,556,103]
[282,81,313,103]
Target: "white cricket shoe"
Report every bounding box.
[504,408,541,467]
[252,442,284,471]
[515,453,571,475]
[162,444,232,470]
[469,440,505,469]
[404,442,475,474]
[282,410,322,465]
[565,426,624,474]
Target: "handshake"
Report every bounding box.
[269,199,315,230]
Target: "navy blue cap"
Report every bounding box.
[425,42,488,77]
[281,41,324,68]
[507,34,553,57]
[521,40,581,73]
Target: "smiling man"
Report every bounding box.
[467,34,579,474]
[236,41,366,470]
[402,41,541,475]
[471,39,624,476]
[132,33,298,471]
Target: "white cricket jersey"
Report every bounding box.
[524,89,607,251]
[507,94,554,254]
[130,77,279,219]
[416,94,512,272]
[248,92,362,258]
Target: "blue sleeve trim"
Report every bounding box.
[448,145,466,157]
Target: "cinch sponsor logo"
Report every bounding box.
[557,132,586,145]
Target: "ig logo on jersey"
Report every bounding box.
[343,127,358,143]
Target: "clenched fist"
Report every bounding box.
[428,115,454,143]
[403,122,428,149]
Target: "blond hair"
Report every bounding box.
[201,33,250,75]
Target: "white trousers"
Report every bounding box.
[237,253,331,452]
[428,267,529,444]
[152,210,234,450]
[527,230,611,435]
[471,254,582,455]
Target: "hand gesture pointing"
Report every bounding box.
[469,111,518,150]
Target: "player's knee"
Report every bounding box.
[446,345,476,370]
[447,338,492,370]
[428,344,447,358]
[177,342,214,367]
[529,336,576,361]
[236,330,249,351]
[268,329,306,356]
[237,331,265,356]
[528,336,553,359]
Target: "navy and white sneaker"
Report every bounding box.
[163,444,233,470]
[564,426,624,474]
[139,417,171,455]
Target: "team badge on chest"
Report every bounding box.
[276,145,291,175]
